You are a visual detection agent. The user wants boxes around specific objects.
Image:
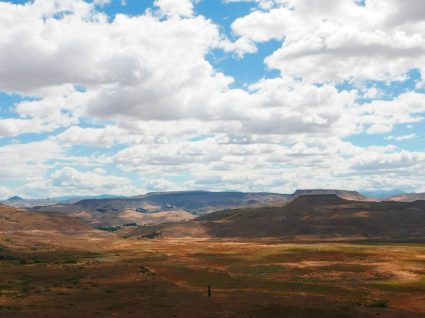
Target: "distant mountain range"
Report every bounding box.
[3,190,425,241]
[52,194,127,204]
[131,194,425,241]
[30,191,290,227]
[1,196,58,208]
[4,189,425,228]
[0,194,126,208]
[3,189,423,209]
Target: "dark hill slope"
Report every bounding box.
[286,193,348,207]
[291,190,371,201]
[133,195,425,240]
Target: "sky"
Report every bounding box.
[0,0,424,199]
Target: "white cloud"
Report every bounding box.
[357,92,425,134]
[0,186,14,200]
[143,178,179,192]
[362,87,381,99]
[154,0,194,17]
[0,0,253,124]
[55,125,128,147]
[0,118,47,138]
[348,149,425,173]
[385,133,417,141]
[0,140,64,180]
[232,0,425,83]
[0,0,424,197]
[50,166,137,195]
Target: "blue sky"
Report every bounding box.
[0,0,424,198]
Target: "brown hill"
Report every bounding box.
[31,204,196,227]
[0,204,95,235]
[388,192,425,202]
[72,191,290,213]
[70,209,196,227]
[31,191,289,227]
[131,195,425,241]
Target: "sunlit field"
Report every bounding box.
[1,234,424,317]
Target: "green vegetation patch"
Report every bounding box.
[138,231,162,239]
[366,299,389,308]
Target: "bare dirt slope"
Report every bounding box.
[31,205,196,228]
[71,209,196,227]
[389,192,425,202]
[0,204,96,235]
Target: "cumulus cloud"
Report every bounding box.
[0,140,64,180]
[55,125,129,147]
[0,0,424,197]
[232,0,425,82]
[50,166,137,195]
[154,0,194,17]
[357,92,425,134]
[0,0,253,123]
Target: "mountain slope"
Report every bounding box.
[0,204,95,235]
[54,194,127,204]
[31,191,290,227]
[31,203,197,227]
[388,192,425,202]
[75,191,291,213]
[132,195,425,240]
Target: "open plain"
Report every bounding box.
[1,228,424,317]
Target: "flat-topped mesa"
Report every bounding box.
[287,194,349,207]
[291,189,369,201]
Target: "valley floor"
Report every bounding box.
[1,234,424,317]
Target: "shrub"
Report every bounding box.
[367,300,389,308]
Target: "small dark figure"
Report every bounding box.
[207,285,212,298]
